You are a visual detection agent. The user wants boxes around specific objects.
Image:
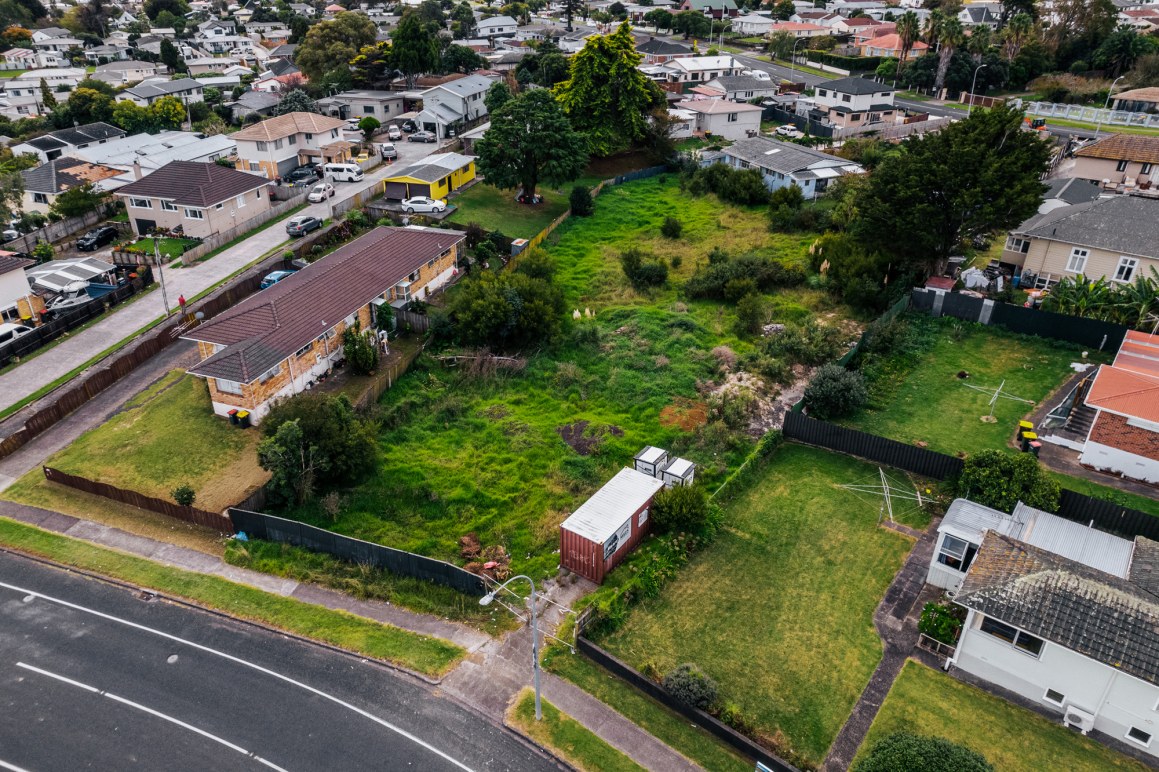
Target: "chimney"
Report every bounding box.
[132,159,142,180]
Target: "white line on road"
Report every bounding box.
[15,662,287,771]
[0,759,32,772]
[0,581,474,772]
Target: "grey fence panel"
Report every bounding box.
[1055,489,1159,540]
[939,292,985,322]
[783,412,964,480]
[576,637,799,771]
[229,508,486,595]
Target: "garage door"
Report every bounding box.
[384,182,408,200]
[407,183,430,198]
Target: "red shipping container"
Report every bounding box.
[560,467,665,584]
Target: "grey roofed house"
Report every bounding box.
[704,75,777,95]
[1042,177,1102,207]
[114,160,267,208]
[956,531,1159,687]
[816,76,894,96]
[230,90,283,119]
[430,73,494,98]
[95,59,163,72]
[269,43,298,59]
[123,78,202,101]
[635,37,690,56]
[267,58,300,77]
[1132,536,1159,595]
[22,122,126,151]
[1011,195,1159,258]
[722,135,860,177]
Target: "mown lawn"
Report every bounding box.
[592,443,928,767]
[131,237,200,259]
[4,370,267,512]
[278,176,830,577]
[856,660,1150,771]
[448,183,571,239]
[507,689,644,772]
[846,315,1096,457]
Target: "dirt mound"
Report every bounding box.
[659,398,709,431]
[557,420,623,455]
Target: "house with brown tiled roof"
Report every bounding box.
[113,161,271,239]
[1112,87,1159,113]
[1073,134,1159,191]
[948,528,1159,762]
[183,226,465,422]
[231,111,350,180]
[19,157,125,214]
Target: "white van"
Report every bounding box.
[323,163,364,182]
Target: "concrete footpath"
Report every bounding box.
[0,498,703,771]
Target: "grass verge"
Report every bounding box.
[1042,116,1159,136]
[591,443,929,766]
[855,660,1150,771]
[769,58,830,79]
[543,649,751,772]
[507,688,644,772]
[0,516,464,676]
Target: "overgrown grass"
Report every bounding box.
[856,660,1150,771]
[0,517,464,676]
[591,443,929,766]
[845,315,1100,457]
[543,649,752,772]
[224,538,517,635]
[507,688,644,772]
[5,370,267,512]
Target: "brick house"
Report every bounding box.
[113,160,271,239]
[231,112,350,180]
[183,226,465,422]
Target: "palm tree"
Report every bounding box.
[922,9,944,50]
[1002,12,1032,61]
[967,25,992,59]
[933,17,965,95]
[896,11,920,77]
[1113,268,1159,329]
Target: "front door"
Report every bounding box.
[135,219,156,235]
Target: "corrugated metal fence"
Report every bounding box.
[43,467,232,532]
[228,508,486,596]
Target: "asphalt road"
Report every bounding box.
[0,551,558,772]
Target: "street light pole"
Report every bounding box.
[967,63,988,117]
[1094,75,1125,139]
[789,36,804,82]
[480,575,542,721]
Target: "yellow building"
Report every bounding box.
[382,152,476,201]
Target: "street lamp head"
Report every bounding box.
[479,592,495,607]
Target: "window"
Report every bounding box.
[1114,256,1138,283]
[850,113,861,121]
[330,129,338,138]
[258,364,281,382]
[129,197,151,209]
[287,134,296,145]
[1005,236,1030,253]
[236,194,246,208]
[841,94,851,102]
[727,112,738,122]
[818,89,827,97]
[305,132,313,140]
[1144,163,1154,175]
[256,141,268,151]
[33,192,48,204]
[273,138,283,150]
[638,507,648,527]
[255,189,261,199]
[1065,247,1088,274]
[215,203,224,210]
[979,616,1044,657]
[1116,159,1128,172]
[248,162,260,172]
[936,534,978,572]
[294,342,312,357]
[364,105,375,113]
[159,200,177,212]
[426,258,435,269]
[1043,689,1066,706]
[184,207,204,220]
[215,379,243,395]
[1127,728,1152,747]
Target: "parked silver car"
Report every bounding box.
[286,215,323,237]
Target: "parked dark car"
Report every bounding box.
[285,215,323,237]
[401,120,417,133]
[407,130,436,143]
[284,165,317,184]
[76,225,119,251]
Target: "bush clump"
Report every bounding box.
[620,247,668,290]
[855,732,993,772]
[342,320,379,375]
[685,253,804,300]
[763,320,845,366]
[662,663,719,711]
[803,364,868,419]
[650,484,711,533]
[444,271,565,350]
[685,163,770,206]
[171,484,196,507]
[918,602,965,645]
[660,216,683,239]
[957,450,1060,513]
[569,185,594,216]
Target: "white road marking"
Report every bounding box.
[0,581,474,772]
[16,662,287,771]
[0,759,32,772]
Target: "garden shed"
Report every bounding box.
[560,467,665,584]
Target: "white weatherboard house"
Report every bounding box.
[717,136,864,199]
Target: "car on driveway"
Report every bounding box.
[386,124,402,140]
[285,165,317,185]
[407,130,437,143]
[401,119,417,133]
[76,225,119,251]
[775,124,804,139]
[285,215,323,237]
[0,322,33,345]
[402,196,447,214]
[260,269,296,289]
[379,142,398,160]
[307,182,335,202]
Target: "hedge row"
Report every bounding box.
[810,52,883,71]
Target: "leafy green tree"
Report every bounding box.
[277,88,319,115]
[258,419,321,506]
[38,78,56,109]
[643,7,672,31]
[932,14,965,93]
[148,95,186,129]
[770,0,794,19]
[554,22,663,156]
[734,293,769,337]
[49,183,106,219]
[853,106,1049,270]
[262,393,379,492]
[445,271,566,350]
[896,10,920,75]
[475,88,587,200]
[350,41,394,88]
[856,733,992,772]
[958,450,1060,513]
[569,184,593,216]
[0,168,22,225]
[341,320,379,374]
[441,43,485,73]
[296,11,377,83]
[767,30,794,59]
[62,88,114,125]
[1094,28,1157,77]
[484,80,513,113]
[1,25,32,47]
[451,1,476,37]
[358,115,380,141]
[112,99,154,132]
[672,9,710,39]
[143,0,188,20]
[389,10,440,88]
[159,37,186,73]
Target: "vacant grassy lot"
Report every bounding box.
[856,660,1150,771]
[5,370,267,512]
[279,176,835,577]
[592,443,928,766]
[847,315,1095,457]
[448,183,571,239]
[0,517,464,676]
[508,689,644,772]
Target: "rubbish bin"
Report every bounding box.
[237,410,251,428]
[1029,440,1042,458]
[1017,420,1034,442]
[1021,431,1038,451]
[228,409,239,426]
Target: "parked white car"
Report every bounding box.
[307,182,336,202]
[386,124,402,141]
[402,196,447,214]
[775,124,804,138]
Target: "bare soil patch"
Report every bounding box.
[556,420,624,456]
[659,398,709,431]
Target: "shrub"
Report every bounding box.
[957,450,1060,513]
[474,240,499,265]
[569,184,594,216]
[344,209,368,228]
[764,320,844,366]
[723,277,758,303]
[514,248,556,281]
[918,603,965,645]
[463,221,488,248]
[660,216,683,239]
[734,293,768,338]
[854,733,993,772]
[685,254,805,300]
[445,271,565,350]
[32,240,53,262]
[685,163,770,205]
[662,663,719,711]
[769,184,805,210]
[171,484,196,507]
[650,484,710,533]
[620,247,668,289]
[262,393,379,493]
[342,320,379,375]
[803,364,868,419]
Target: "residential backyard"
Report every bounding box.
[589,443,930,767]
[856,660,1151,771]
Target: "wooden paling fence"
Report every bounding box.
[43,467,232,533]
